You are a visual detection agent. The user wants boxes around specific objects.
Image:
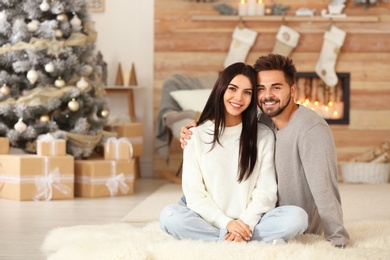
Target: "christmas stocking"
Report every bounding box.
[223,26,258,68]
[315,25,346,87]
[272,25,300,57]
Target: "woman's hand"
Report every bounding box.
[225,219,252,242]
[180,120,197,149]
[224,232,246,243]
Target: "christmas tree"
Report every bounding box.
[0,0,109,159]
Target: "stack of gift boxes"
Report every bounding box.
[0,122,143,201]
[0,135,74,201]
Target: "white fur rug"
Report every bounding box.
[42,220,390,260]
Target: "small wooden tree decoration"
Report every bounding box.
[115,62,124,86]
[128,63,138,86]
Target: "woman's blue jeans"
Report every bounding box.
[160,196,308,243]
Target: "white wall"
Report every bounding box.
[90,0,154,177]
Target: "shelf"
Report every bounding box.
[104,86,144,121]
[105,85,143,90]
[191,15,380,23]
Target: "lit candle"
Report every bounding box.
[247,0,256,16]
[256,0,265,16]
[238,0,247,16]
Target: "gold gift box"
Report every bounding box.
[37,139,66,156]
[0,137,9,154]
[74,159,135,198]
[0,154,74,201]
[105,123,143,156]
[104,138,133,161]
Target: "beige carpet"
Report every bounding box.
[43,183,390,259]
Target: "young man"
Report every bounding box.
[180,54,349,247]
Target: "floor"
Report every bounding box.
[1,178,389,259]
[0,178,171,260]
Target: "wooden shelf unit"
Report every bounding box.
[104,85,144,178]
[104,85,143,122]
[191,15,380,23]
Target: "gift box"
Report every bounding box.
[104,137,133,161]
[74,159,135,198]
[0,137,9,154]
[0,154,74,201]
[37,134,66,156]
[105,123,143,156]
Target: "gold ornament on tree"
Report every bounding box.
[55,76,65,88]
[128,63,138,86]
[27,20,40,32]
[39,115,50,123]
[57,13,68,22]
[55,29,63,38]
[14,118,27,133]
[1,83,11,96]
[115,62,124,86]
[68,98,79,111]
[99,109,109,119]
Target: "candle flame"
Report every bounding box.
[305,99,310,104]
[333,111,338,116]
[314,101,319,106]
[241,0,245,4]
[258,0,263,3]
[328,101,333,106]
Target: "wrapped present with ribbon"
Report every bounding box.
[104,137,133,161]
[0,137,10,154]
[74,159,135,198]
[104,122,143,156]
[0,154,74,201]
[37,133,66,156]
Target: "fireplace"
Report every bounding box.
[295,72,350,125]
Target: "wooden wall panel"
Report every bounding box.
[154,0,390,178]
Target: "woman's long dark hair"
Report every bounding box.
[197,62,258,182]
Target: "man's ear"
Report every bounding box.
[291,84,297,101]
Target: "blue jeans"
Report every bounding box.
[160,196,308,242]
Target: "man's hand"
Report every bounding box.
[180,120,197,149]
[225,219,252,242]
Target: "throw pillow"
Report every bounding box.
[170,89,212,113]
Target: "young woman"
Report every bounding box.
[160,62,307,243]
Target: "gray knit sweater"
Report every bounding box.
[259,105,350,246]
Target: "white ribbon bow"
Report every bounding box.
[106,137,133,159]
[105,173,129,197]
[33,167,71,201]
[37,133,55,142]
[37,133,58,155]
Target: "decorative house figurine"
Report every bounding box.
[321,0,347,17]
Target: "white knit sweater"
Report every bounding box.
[182,120,277,231]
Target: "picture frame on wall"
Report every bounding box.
[295,72,350,125]
[85,0,105,13]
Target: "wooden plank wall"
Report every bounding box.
[154,0,390,179]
